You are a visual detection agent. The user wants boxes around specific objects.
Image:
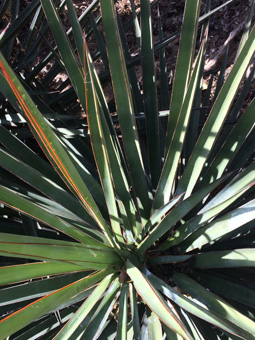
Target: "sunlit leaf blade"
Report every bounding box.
[0,53,114,245]
[0,185,109,247]
[53,273,116,340]
[173,273,255,339]
[141,307,163,340]
[179,309,206,339]
[163,325,183,340]
[126,260,192,340]
[137,176,226,256]
[81,277,121,339]
[145,268,251,338]
[187,315,220,340]
[165,0,201,151]
[116,199,136,244]
[166,183,254,249]
[84,39,124,249]
[147,309,163,339]
[141,0,160,188]
[99,0,151,220]
[0,262,88,286]
[0,147,97,226]
[228,131,255,175]
[129,283,141,340]
[66,9,137,235]
[4,309,76,340]
[202,161,255,210]
[0,1,255,339]
[0,272,87,307]
[0,268,115,339]
[61,302,101,340]
[143,193,184,236]
[153,37,205,209]
[0,233,120,269]
[116,282,128,340]
[181,198,255,252]
[198,97,255,188]
[176,24,255,198]
[194,248,255,268]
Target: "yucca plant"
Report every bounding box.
[0,0,255,339]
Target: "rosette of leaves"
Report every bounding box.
[0,0,255,339]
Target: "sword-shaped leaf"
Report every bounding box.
[99,0,151,221]
[83,39,125,248]
[129,283,141,340]
[0,148,97,226]
[144,269,249,339]
[81,277,121,339]
[165,0,201,151]
[40,0,86,108]
[176,24,255,198]
[198,97,255,188]
[0,185,109,247]
[173,273,255,339]
[141,0,160,188]
[0,268,115,339]
[143,193,184,237]
[141,307,163,340]
[53,273,116,340]
[126,260,192,340]
[0,272,87,306]
[194,248,255,268]
[0,53,115,246]
[0,125,63,188]
[181,198,255,252]
[137,176,226,256]
[0,232,120,269]
[153,35,206,209]
[0,262,88,286]
[116,282,129,340]
[165,183,254,249]
[195,269,255,309]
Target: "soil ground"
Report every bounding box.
[2,1,254,110]
[72,0,255,104]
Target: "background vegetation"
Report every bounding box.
[0,0,255,339]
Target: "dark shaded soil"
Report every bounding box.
[115,0,254,75]
[72,0,255,102]
[1,1,254,110]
